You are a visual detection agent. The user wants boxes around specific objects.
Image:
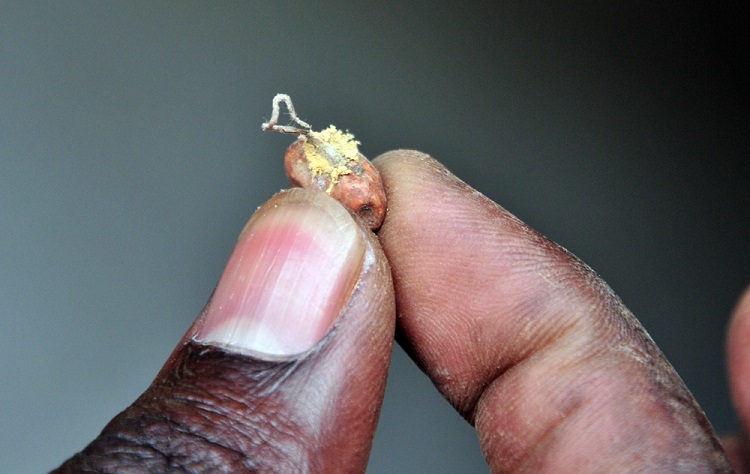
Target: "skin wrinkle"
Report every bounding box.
[154,344,311,470]
[467,319,583,425]
[160,346,300,412]
[79,413,252,473]
[167,422,250,472]
[250,359,303,398]
[465,281,591,422]
[177,398,266,455]
[507,389,587,472]
[398,221,598,422]
[490,285,719,471]
[481,347,639,471]
[142,393,279,469]
[103,432,173,470]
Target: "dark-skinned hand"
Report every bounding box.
[55,151,746,473]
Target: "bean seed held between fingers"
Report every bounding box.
[262,94,387,230]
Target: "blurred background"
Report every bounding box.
[1,2,747,472]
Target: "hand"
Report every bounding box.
[54,151,736,472]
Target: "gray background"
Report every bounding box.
[1,2,747,472]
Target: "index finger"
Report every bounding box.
[375,150,731,472]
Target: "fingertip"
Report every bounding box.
[373,149,462,192]
[727,284,750,433]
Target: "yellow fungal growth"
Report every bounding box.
[303,125,362,193]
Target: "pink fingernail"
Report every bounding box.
[194,189,365,357]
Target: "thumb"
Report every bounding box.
[54,188,395,472]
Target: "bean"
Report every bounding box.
[262,94,386,230]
